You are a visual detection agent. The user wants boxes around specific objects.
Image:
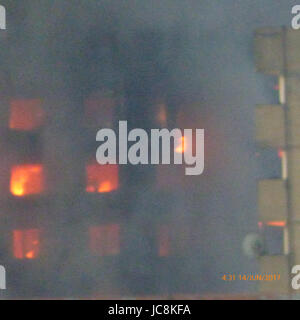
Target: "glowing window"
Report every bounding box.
[84,93,116,127]
[89,224,120,256]
[9,99,45,131]
[86,162,119,193]
[13,229,40,259]
[157,225,170,257]
[10,164,44,197]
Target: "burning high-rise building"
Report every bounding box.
[0,2,204,299]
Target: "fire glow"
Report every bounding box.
[175,136,187,154]
[96,121,204,176]
[13,229,40,260]
[9,99,45,131]
[258,221,286,228]
[86,162,119,193]
[10,164,44,197]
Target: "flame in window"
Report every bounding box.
[175,136,186,153]
[10,164,44,197]
[259,221,286,228]
[86,162,119,193]
[97,181,113,193]
[9,99,45,131]
[13,229,40,259]
[89,224,120,256]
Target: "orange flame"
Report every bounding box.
[98,181,113,193]
[175,136,186,153]
[86,162,119,193]
[13,229,40,259]
[25,251,35,259]
[258,221,286,228]
[266,221,286,227]
[10,164,44,197]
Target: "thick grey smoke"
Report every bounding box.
[0,0,296,298]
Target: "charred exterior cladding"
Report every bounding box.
[0,19,204,298]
